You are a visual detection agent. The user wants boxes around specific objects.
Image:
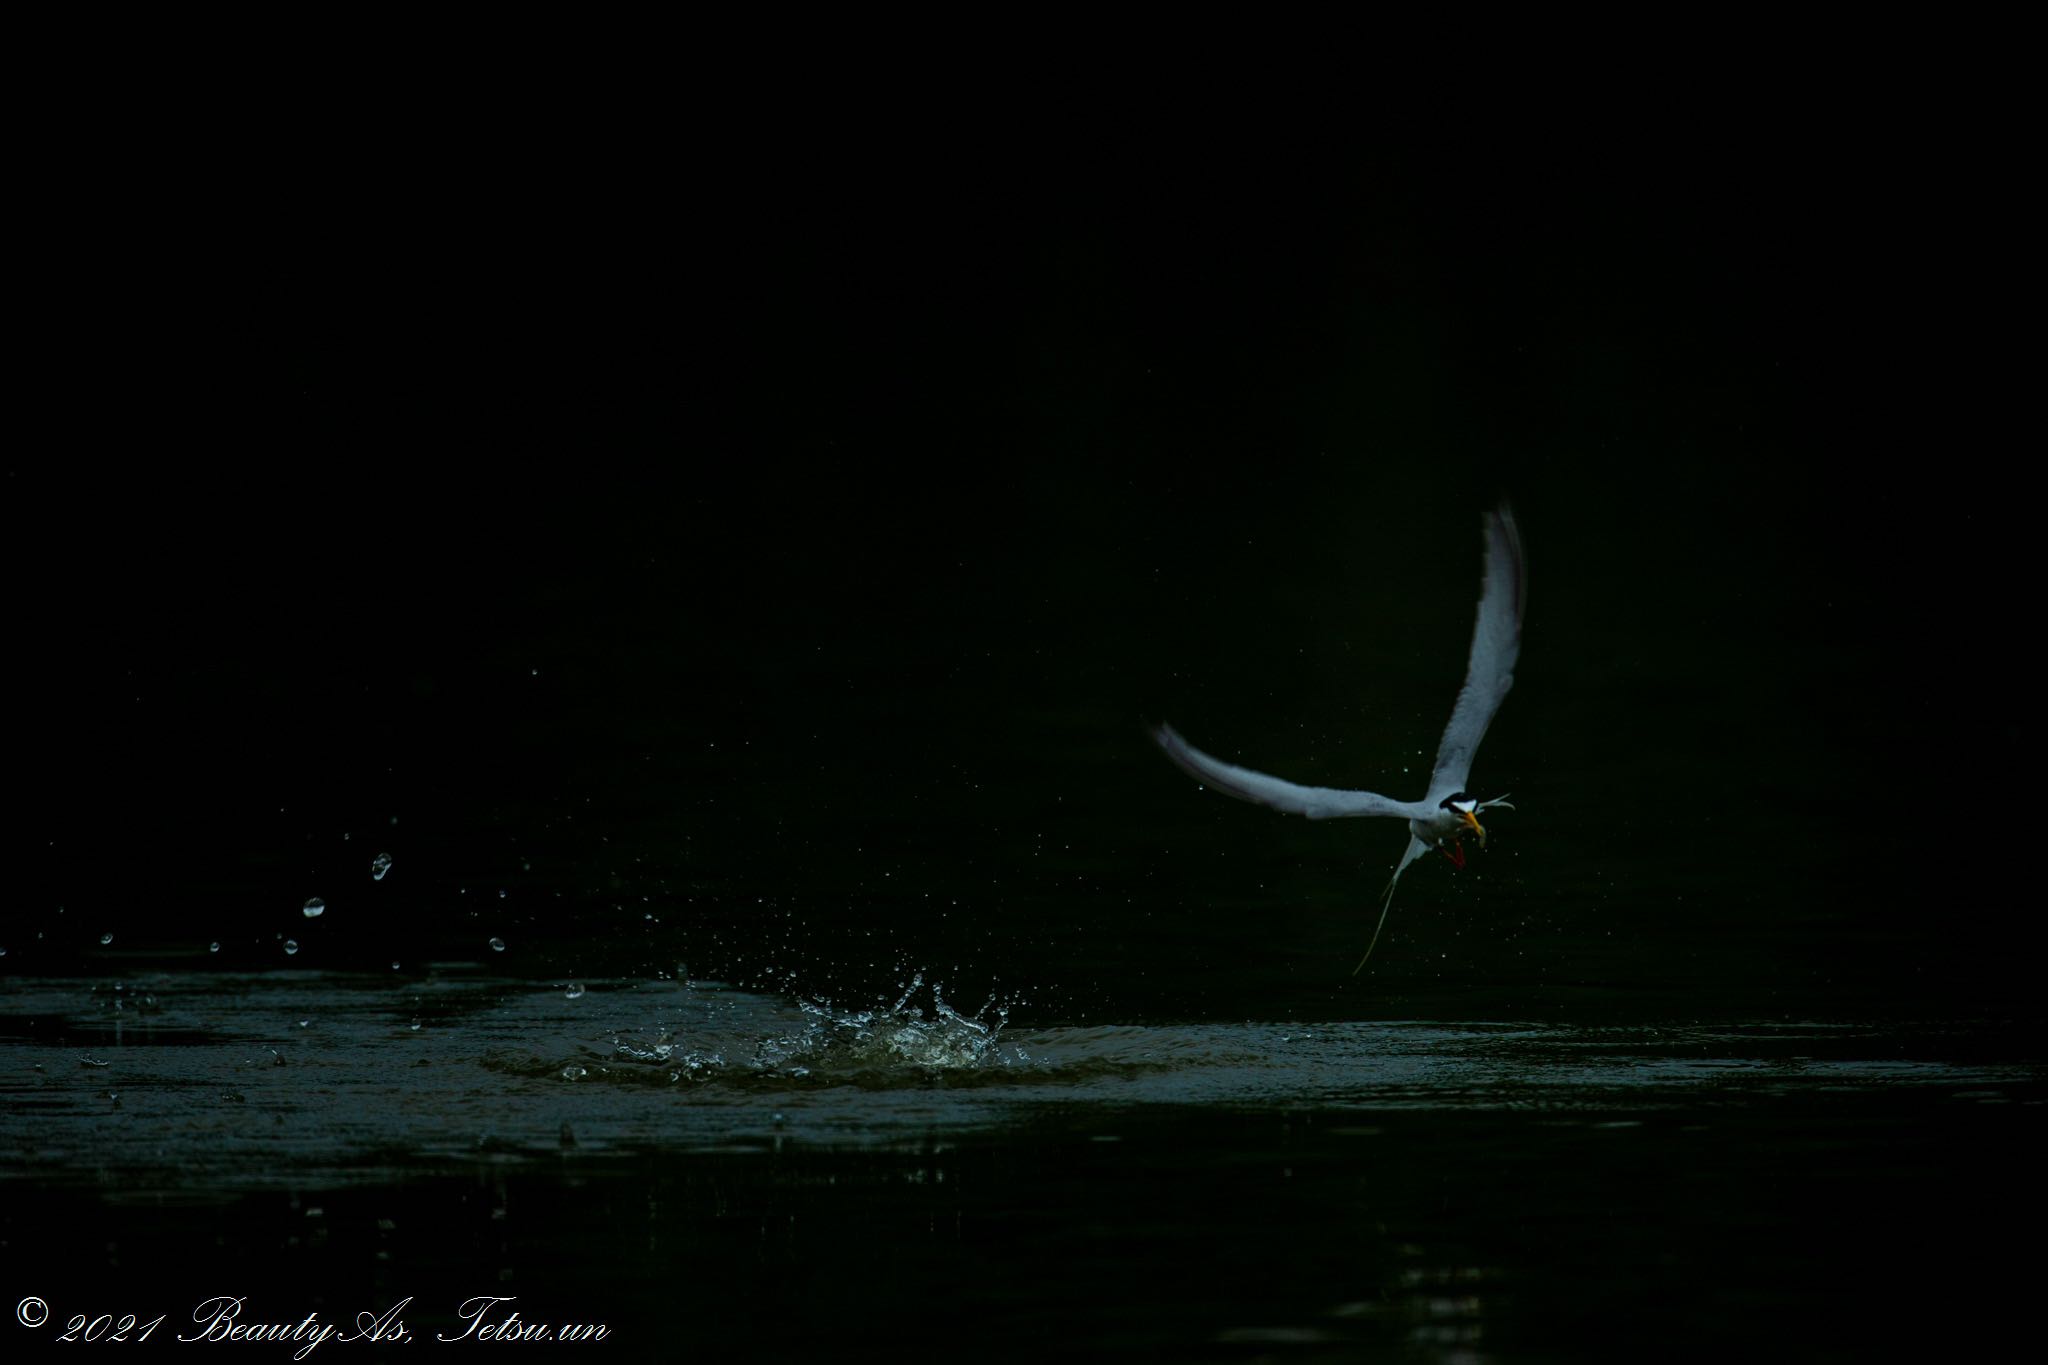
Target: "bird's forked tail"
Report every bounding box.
[1353,835,1429,975]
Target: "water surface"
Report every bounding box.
[4,971,2037,1359]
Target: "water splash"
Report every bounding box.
[752,974,1020,1078]
[589,973,1023,1088]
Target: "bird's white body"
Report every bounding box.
[1152,504,1525,969]
[1409,803,1478,854]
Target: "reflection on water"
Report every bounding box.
[2,972,2041,1359]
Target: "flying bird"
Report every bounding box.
[1152,503,1524,972]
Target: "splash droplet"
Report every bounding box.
[560,1065,587,1081]
[370,853,393,881]
[100,932,113,945]
[565,982,586,1000]
[284,939,300,956]
[209,942,220,953]
[489,937,506,953]
[302,897,326,918]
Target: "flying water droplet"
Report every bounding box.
[209,942,220,953]
[302,897,326,918]
[560,1065,587,1081]
[565,982,586,1000]
[284,940,300,956]
[370,853,393,881]
[489,937,506,952]
[100,932,113,945]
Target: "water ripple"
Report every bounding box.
[0,972,2038,1190]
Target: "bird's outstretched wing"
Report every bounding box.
[1426,503,1525,803]
[1152,724,1426,820]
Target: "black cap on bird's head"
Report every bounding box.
[1438,792,1486,844]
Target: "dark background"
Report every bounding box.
[9,109,2034,1026]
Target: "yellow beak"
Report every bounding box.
[1460,808,1486,846]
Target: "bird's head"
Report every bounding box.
[1439,792,1515,847]
[1440,794,1485,846]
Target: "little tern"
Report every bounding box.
[1152,503,1524,972]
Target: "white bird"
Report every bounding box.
[1152,503,1525,972]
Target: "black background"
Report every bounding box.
[9,102,2035,1025]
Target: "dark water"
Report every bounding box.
[4,969,2041,1359]
[8,118,2038,1359]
